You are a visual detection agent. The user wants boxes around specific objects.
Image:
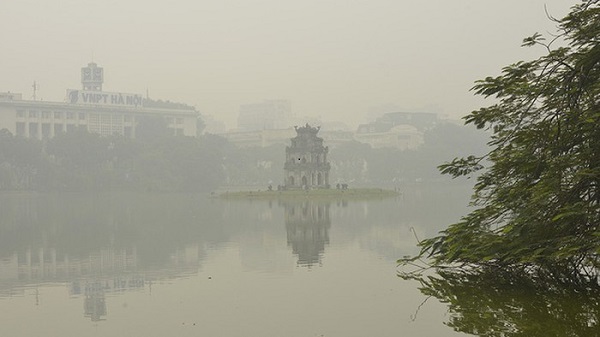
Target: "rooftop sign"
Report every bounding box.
[66,90,143,107]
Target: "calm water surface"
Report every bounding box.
[0,184,473,336]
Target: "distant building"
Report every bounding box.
[219,127,354,149]
[201,114,227,134]
[237,99,292,131]
[284,124,330,189]
[355,112,437,149]
[221,128,296,148]
[374,111,437,131]
[0,62,198,139]
[355,124,423,150]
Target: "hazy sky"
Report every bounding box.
[1,0,573,129]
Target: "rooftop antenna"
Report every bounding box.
[32,81,38,101]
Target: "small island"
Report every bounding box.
[220,188,399,200]
[221,124,399,200]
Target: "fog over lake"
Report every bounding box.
[0,184,470,336]
[2,1,595,336]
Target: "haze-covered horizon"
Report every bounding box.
[1,0,572,130]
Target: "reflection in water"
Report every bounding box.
[283,201,331,267]
[0,184,477,336]
[0,192,221,320]
[5,247,138,282]
[73,276,145,321]
[404,269,600,336]
[83,281,107,321]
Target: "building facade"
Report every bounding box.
[284,124,330,189]
[0,63,198,139]
[355,112,437,149]
[354,124,423,150]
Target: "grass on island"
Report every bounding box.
[219,188,399,200]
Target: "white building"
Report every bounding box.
[0,63,199,139]
[354,124,423,150]
[354,112,437,150]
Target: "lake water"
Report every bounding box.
[0,184,473,336]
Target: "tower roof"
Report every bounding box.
[294,123,320,135]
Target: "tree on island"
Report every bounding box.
[403,1,600,280]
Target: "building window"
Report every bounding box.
[29,111,38,118]
[54,112,62,119]
[16,110,25,118]
[42,123,51,138]
[29,123,39,138]
[79,113,86,120]
[16,122,25,136]
[42,111,51,119]
[66,112,75,120]
[54,124,64,135]
[175,118,184,125]
[124,115,132,122]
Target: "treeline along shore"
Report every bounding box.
[0,121,488,192]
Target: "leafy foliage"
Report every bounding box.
[413,1,600,276]
[0,129,44,189]
[327,122,489,185]
[400,268,600,336]
[0,127,227,192]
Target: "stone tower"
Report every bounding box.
[284,124,330,189]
